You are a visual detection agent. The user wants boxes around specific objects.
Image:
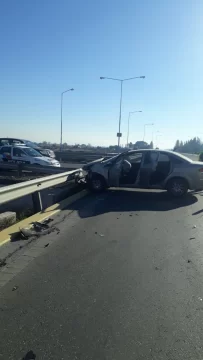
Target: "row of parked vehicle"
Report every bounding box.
[0,138,60,167]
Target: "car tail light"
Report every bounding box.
[199,168,203,173]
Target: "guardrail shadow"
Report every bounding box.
[66,189,198,219]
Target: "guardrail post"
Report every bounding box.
[32,191,43,212]
[17,163,23,177]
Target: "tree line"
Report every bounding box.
[174,137,203,154]
[38,140,154,152]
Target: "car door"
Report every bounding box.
[108,155,125,187]
[138,151,160,188]
[12,147,30,164]
[119,152,144,187]
[108,152,144,187]
[151,152,172,186]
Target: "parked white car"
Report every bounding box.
[0,138,56,158]
[0,145,60,167]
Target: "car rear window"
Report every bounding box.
[171,156,184,164]
[158,154,170,162]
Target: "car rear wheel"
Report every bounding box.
[167,178,188,197]
[88,175,106,193]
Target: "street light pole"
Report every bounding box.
[127,110,142,147]
[100,75,145,148]
[143,123,154,142]
[118,81,123,147]
[60,88,74,151]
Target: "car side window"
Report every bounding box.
[124,153,143,164]
[0,146,11,154]
[170,156,184,164]
[143,152,159,165]
[13,148,26,157]
[158,153,170,163]
[0,140,9,146]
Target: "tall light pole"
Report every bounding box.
[127,110,142,147]
[143,123,154,142]
[100,76,145,148]
[60,88,74,151]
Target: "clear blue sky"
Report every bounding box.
[0,0,203,148]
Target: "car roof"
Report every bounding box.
[124,149,192,162]
[0,138,40,148]
[0,144,30,149]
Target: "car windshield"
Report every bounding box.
[23,147,42,157]
[23,140,39,148]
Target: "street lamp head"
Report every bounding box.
[100,77,105,79]
[140,76,145,79]
[70,88,74,91]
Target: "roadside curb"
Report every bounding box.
[0,189,89,247]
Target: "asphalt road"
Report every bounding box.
[1,189,203,359]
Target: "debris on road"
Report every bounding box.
[12,286,18,291]
[189,237,195,240]
[0,259,6,268]
[187,259,192,263]
[193,225,196,229]
[94,231,104,237]
[31,221,49,230]
[44,243,49,248]
[43,218,53,225]
[20,220,58,239]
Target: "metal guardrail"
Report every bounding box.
[0,168,83,212]
[0,162,77,175]
[55,151,115,162]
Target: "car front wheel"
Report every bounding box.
[88,175,106,193]
[167,178,188,197]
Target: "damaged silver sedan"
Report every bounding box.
[83,150,203,197]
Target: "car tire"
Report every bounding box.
[88,174,106,193]
[167,178,188,197]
